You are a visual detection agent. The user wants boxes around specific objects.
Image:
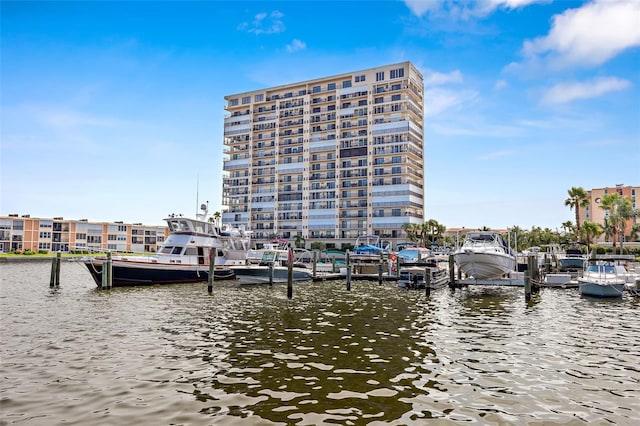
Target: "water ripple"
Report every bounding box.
[1,262,639,424]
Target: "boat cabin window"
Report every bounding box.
[184,247,198,256]
[160,246,173,254]
[168,220,191,232]
[171,246,183,255]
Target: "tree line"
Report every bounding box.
[401,186,639,253]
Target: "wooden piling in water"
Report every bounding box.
[101,252,112,289]
[312,250,318,278]
[425,267,431,296]
[287,248,293,299]
[529,255,540,294]
[378,252,383,285]
[49,253,61,287]
[448,254,456,289]
[208,249,216,294]
[345,251,351,291]
[269,261,274,286]
[524,270,531,302]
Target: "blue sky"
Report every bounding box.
[2,0,639,230]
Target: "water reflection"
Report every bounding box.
[1,262,639,425]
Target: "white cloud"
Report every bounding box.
[523,0,640,69]
[541,76,631,104]
[403,0,443,17]
[494,79,508,90]
[403,0,545,19]
[286,39,306,53]
[237,10,285,35]
[423,69,463,86]
[424,88,478,116]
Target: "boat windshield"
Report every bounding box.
[587,265,616,274]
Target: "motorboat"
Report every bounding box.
[453,231,516,280]
[230,241,313,284]
[350,234,391,261]
[396,247,432,264]
[578,263,626,298]
[83,205,250,286]
[398,259,449,290]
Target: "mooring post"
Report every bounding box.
[524,269,531,302]
[287,248,293,299]
[106,251,112,289]
[50,255,58,287]
[101,257,107,290]
[552,254,558,273]
[378,252,383,285]
[55,252,61,286]
[425,267,431,297]
[269,261,274,286]
[312,250,318,279]
[346,250,351,291]
[448,254,456,289]
[208,249,216,294]
[529,255,540,294]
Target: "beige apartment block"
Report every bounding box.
[581,184,639,242]
[222,62,425,249]
[0,214,168,254]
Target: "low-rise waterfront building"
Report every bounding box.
[0,214,168,254]
[581,184,639,242]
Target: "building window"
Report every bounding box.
[376,71,385,81]
[255,94,264,102]
[390,68,404,79]
[392,208,402,217]
[342,80,352,88]
[391,94,401,101]
[229,98,239,106]
[242,96,251,105]
[328,83,336,90]
[355,74,366,82]
[312,85,321,93]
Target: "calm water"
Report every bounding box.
[1,260,639,425]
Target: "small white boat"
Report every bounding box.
[231,243,313,284]
[453,231,516,280]
[578,264,626,298]
[398,264,449,289]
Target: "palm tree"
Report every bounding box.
[599,193,639,254]
[213,211,221,227]
[580,221,602,250]
[564,187,590,240]
[294,234,305,249]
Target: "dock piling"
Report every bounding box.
[448,254,456,289]
[425,267,431,296]
[287,248,293,299]
[524,270,531,301]
[101,252,112,289]
[378,252,383,285]
[346,251,351,291]
[208,249,216,294]
[49,252,61,287]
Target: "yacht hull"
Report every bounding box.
[454,252,516,280]
[84,259,235,287]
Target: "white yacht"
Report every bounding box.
[453,231,516,280]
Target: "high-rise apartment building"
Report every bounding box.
[222,62,424,249]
